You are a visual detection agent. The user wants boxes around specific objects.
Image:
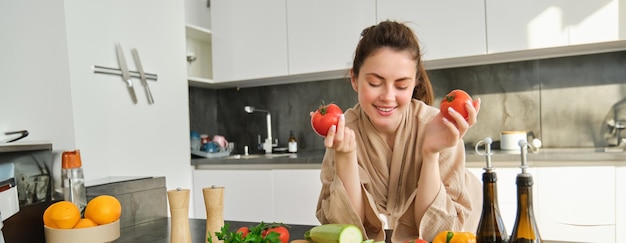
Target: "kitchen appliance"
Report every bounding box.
[0,163,20,221]
[0,163,20,243]
[601,96,626,147]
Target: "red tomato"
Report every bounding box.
[403,239,428,243]
[236,226,250,238]
[440,89,473,122]
[311,103,343,137]
[262,226,290,243]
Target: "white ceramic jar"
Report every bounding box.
[500,131,527,150]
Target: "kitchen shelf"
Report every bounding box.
[0,141,52,153]
[185,24,211,42]
[185,23,213,87]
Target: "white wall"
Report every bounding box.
[1,0,194,215]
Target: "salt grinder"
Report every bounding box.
[167,188,192,243]
[203,186,225,243]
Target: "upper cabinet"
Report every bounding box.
[184,0,213,86]
[205,0,626,88]
[211,0,288,83]
[486,0,626,53]
[377,0,487,61]
[286,1,376,75]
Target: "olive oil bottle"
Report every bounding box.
[475,138,509,243]
[510,140,541,243]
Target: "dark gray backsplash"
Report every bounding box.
[190,51,626,152]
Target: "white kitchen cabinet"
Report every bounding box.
[193,168,322,225]
[184,0,214,87]
[567,0,625,45]
[486,0,569,53]
[486,0,625,54]
[616,166,626,242]
[468,166,537,234]
[210,0,288,83]
[377,0,487,60]
[286,1,376,75]
[184,0,211,30]
[1,0,192,204]
[273,169,322,225]
[536,166,615,243]
[193,169,274,222]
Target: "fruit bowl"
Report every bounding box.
[44,219,120,243]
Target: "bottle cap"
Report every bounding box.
[62,149,82,169]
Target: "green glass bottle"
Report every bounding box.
[475,138,509,243]
[510,140,541,243]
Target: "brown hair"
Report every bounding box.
[352,20,434,105]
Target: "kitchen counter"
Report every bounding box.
[192,147,626,169]
[116,217,393,243]
[192,150,325,169]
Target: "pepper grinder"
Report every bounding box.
[167,188,192,243]
[203,186,225,243]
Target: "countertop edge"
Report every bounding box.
[191,149,626,169]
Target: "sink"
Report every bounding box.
[226,154,292,159]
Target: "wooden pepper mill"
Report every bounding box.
[203,186,225,243]
[167,188,192,243]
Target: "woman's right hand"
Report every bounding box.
[309,112,356,154]
[324,114,356,154]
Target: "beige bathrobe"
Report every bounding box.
[316,99,482,242]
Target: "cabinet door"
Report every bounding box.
[486,0,569,53]
[184,0,211,30]
[567,0,624,45]
[536,166,615,243]
[617,166,626,242]
[377,0,487,60]
[193,169,274,222]
[287,1,376,75]
[272,169,322,225]
[211,0,288,82]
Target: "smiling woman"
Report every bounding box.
[315,20,482,243]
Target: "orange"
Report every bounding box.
[73,218,98,228]
[84,195,122,225]
[42,201,81,229]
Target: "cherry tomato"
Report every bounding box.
[236,226,250,238]
[262,226,290,243]
[403,239,428,243]
[440,89,473,122]
[311,103,343,137]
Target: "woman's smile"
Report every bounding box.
[374,105,396,116]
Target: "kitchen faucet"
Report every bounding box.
[244,106,277,154]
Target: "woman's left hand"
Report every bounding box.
[422,98,481,154]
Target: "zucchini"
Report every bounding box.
[304,224,363,243]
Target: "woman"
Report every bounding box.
[315,20,482,242]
